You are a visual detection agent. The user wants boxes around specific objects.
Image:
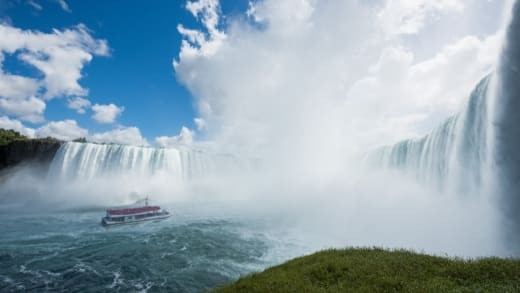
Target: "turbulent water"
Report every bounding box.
[2,1,520,292]
[0,143,297,292]
[0,203,305,292]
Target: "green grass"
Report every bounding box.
[215,248,520,292]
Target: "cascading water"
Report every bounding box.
[370,0,520,252]
[493,0,520,251]
[48,142,248,182]
[368,76,492,193]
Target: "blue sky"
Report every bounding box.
[0,0,248,143]
[0,0,508,150]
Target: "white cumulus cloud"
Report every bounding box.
[0,96,46,123]
[0,23,108,122]
[90,127,149,146]
[0,69,40,101]
[155,126,195,147]
[176,0,225,61]
[91,103,124,124]
[67,97,91,114]
[35,119,88,140]
[0,116,35,137]
[0,23,108,99]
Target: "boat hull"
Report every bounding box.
[101,213,171,226]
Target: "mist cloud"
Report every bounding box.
[167,0,513,256]
[175,0,505,158]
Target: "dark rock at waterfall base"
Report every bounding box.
[0,138,63,171]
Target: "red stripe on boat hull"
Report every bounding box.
[107,206,161,216]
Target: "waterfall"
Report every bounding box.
[368,76,491,193]
[369,0,520,251]
[493,0,520,249]
[48,142,246,182]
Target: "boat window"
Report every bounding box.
[135,213,155,220]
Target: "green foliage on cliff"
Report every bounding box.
[73,137,87,143]
[0,129,29,146]
[215,248,520,292]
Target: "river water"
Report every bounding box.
[0,202,304,292]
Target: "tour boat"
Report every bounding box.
[101,196,171,226]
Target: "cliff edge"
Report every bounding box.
[0,129,63,170]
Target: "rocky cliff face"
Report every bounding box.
[0,139,62,171]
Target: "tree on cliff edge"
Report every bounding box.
[0,129,28,145]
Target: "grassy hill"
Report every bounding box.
[215,248,520,292]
